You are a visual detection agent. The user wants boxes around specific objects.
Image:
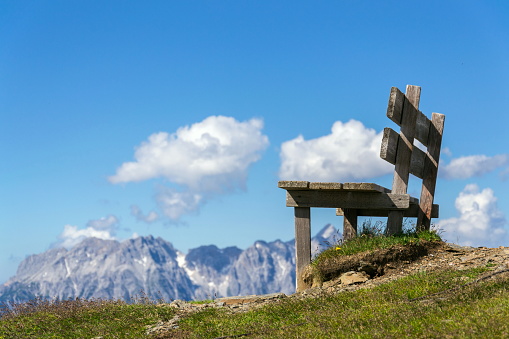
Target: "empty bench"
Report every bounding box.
[278,85,445,291]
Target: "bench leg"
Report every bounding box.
[387,210,403,235]
[294,207,311,292]
[343,209,358,241]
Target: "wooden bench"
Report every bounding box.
[278,85,445,291]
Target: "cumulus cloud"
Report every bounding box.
[438,184,508,247]
[130,205,159,223]
[439,154,509,179]
[155,188,203,220]
[279,119,393,181]
[56,215,119,249]
[110,116,269,220]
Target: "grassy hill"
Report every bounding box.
[2,231,509,338]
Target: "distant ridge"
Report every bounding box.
[0,225,339,303]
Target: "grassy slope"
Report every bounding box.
[175,267,509,338]
[2,232,509,338]
[0,296,177,339]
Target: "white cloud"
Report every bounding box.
[439,154,509,179]
[438,184,508,247]
[130,205,159,223]
[109,116,268,190]
[279,119,392,181]
[441,147,453,157]
[110,116,269,220]
[56,215,119,249]
[86,215,119,230]
[155,188,203,220]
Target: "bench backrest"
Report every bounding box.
[380,85,445,230]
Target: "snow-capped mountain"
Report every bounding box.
[0,224,338,303]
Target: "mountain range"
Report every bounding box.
[0,224,339,303]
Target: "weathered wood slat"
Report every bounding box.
[337,204,439,218]
[380,127,398,166]
[309,182,343,190]
[343,209,357,240]
[387,85,420,234]
[286,190,410,209]
[278,181,309,190]
[415,113,431,147]
[279,181,389,192]
[408,196,419,204]
[386,87,405,125]
[386,86,431,146]
[390,85,420,194]
[380,127,426,179]
[417,112,445,230]
[294,207,311,292]
[342,182,390,193]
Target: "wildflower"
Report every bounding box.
[335,246,341,251]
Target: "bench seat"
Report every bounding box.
[278,180,438,217]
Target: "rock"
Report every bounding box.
[340,271,369,285]
[216,293,286,305]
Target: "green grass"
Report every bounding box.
[176,267,509,338]
[188,299,214,304]
[2,268,508,338]
[0,295,176,339]
[3,227,505,338]
[313,220,443,265]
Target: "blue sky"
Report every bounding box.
[2,1,509,283]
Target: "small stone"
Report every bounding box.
[340,271,369,285]
[169,300,184,308]
[216,293,286,305]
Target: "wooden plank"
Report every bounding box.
[337,204,439,218]
[286,190,410,209]
[387,87,431,146]
[309,182,343,190]
[278,181,310,190]
[415,112,431,147]
[343,209,358,240]
[387,85,420,235]
[417,112,445,230]
[391,85,420,194]
[408,195,419,204]
[342,182,390,193]
[386,87,405,125]
[281,182,388,192]
[410,144,426,179]
[380,127,426,179]
[294,207,311,292]
[380,127,398,166]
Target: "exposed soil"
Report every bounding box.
[297,241,509,298]
[306,240,443,285]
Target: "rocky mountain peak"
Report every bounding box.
[1,226,339,303]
